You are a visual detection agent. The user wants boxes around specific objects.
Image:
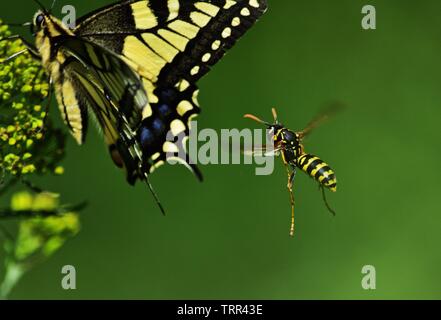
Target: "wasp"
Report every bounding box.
[244,106,340,237]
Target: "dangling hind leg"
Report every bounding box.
[320,185,336,216]
[285,165,297,237]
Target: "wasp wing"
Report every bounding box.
[242,145,282,157]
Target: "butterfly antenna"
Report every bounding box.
[32,0,48,12]
[320,185,336,216]
[50,0,57,12]
[144,172,166,216]
[272,108,279,124]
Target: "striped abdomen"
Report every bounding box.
[297,154,337,192]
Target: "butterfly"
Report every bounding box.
[3,0,268,213]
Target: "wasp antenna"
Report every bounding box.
[244,114,271,126]
[320,185,336,216]
[143,172,166,216]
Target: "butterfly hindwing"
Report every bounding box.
[52,35,148,181]
[57,35,149,127]
[137,84,202,179]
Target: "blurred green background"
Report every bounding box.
[1,0,441,299]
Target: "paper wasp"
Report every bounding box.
[244,106,340,236]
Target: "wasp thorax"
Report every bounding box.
[277,129,300,147]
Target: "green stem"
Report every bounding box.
[0,261,24,300]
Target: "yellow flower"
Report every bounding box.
[0,22,66,178]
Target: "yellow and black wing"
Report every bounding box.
[75,0,268,89]
[73,0,268,179]
[52,36,149,183]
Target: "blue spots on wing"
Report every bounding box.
[158,104,173,117]
[138,116,169,151]
[152,118,166,135]
[139,127,155,150]
[137,87,184,157]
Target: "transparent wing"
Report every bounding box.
[300,102,345,138]
[242,145,282,157]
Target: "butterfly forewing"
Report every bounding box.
[75,0,268,96]
[49,34,148,182]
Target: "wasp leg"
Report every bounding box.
[285,165,297,237]
[320,185,336,216]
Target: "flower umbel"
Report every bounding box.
[0,21,82,299]
[0,19,65,178]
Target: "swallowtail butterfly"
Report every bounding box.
[4,0,268,213]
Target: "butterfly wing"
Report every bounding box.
[74,0,268,179]
[75,0,268,87]
[53,35,149,183]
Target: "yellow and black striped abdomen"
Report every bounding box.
[297,154,337,192]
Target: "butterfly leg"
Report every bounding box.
[285,164,297,237]
[143,172,166,216]
[0,35,40,60]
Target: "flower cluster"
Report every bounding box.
[10,191,80,263]
[0,20,65,177]
[0,21,81,299]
